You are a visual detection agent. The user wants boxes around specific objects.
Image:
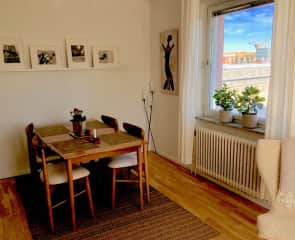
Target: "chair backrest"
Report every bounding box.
[101,115,119,132]
[31,134,50,187]
[123,122,145,140]
[25,123,39,176]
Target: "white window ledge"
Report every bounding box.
[195,116,265,135]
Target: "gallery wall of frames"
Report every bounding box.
[0,37,119,71]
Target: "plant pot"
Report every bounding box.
[219,110,233,123]
[72,120,83,137]
[241,114,257,128]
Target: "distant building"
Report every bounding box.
[255,44,271,63]
[223,51,256,64]
[223,44,271,64]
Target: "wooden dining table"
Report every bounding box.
[34,120,147,231]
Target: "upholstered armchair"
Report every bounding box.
[256,139,295,240]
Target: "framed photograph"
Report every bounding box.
[160,29,178,95]
[0,37,24,69]
[66,39,89,68]
[30,45,63,69]
[92,47,118,67]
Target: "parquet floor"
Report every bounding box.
[0,152,267,240]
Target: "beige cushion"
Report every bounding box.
[40,162,90,185]
[256,139,281,200]
[280,139,295,193]
[108,152,138,168]
[257,198,295,240]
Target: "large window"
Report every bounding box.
[207,0,274,120]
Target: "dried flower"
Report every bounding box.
[70,108,86,121]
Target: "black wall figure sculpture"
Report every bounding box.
[162,34,175,91]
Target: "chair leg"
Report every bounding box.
[112,168,116,209]
[45,184,54,232]
[85,176,94,217]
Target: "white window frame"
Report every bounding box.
[202,0,273,126]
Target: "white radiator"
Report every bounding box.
[194,127,267,201]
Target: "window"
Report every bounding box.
[206,0,274,120]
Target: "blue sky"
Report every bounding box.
[223,3,274,52]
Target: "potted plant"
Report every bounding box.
[213,83,236,123]
[234,86,265,128]
[70,108,86,136]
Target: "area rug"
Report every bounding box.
[16,163,219,240]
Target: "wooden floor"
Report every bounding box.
[0,152,267,240]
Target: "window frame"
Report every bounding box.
[202,0,273,125]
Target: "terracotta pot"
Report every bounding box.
[219,110,233,123]
[72,120,83,137]
[241,114,257,128]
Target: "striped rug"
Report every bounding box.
[17,171,219,240]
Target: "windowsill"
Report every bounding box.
[195,116,265,135]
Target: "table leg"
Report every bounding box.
[143,142,150,202]
[137,146,143,210]
[66,160,76,231]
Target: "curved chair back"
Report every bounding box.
[25,123,39,177]
[101,115,119,132]
[123,122,145,140]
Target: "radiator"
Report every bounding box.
[194,127,267,201]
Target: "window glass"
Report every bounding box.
[209,2,274,119]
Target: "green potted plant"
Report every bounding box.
[213,83,236,123]
[234,86,265,128]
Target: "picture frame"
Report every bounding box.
[92,47,118,67]
[160,29,178,95]
[0,37,25,69]
[66,39,89,68]
[30,45,63,69]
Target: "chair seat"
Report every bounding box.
[108,152,138,168]
[40,162,90,185]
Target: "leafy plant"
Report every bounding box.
[234,86,265,115]
[70,108,86,121]
[213,84,236,111]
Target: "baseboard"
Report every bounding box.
[154,150,178,163]
[0,168,30,180]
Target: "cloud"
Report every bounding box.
[224,27,245,34]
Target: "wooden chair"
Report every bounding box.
[31,135,94,232]
[101,114,119,132]
[107,122,150,209]
[25,123,61,179]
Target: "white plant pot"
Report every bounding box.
[242,114,257,128]
[219,110,233,123]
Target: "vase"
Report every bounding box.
[72,120,83,137]
[241,114,257,128]
[219,110,233,123]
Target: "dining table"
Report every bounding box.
[34,120,148,231]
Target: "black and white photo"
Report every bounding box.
[0,38,24,69]
[3,45,21,63]
[70,45,85,62]
[66,40,89,68]
[37,50,56,65]
[93,47,118,67]
[30,45,62,69]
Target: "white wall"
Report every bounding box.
[150,0,181,162]
[0,0,151,178]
